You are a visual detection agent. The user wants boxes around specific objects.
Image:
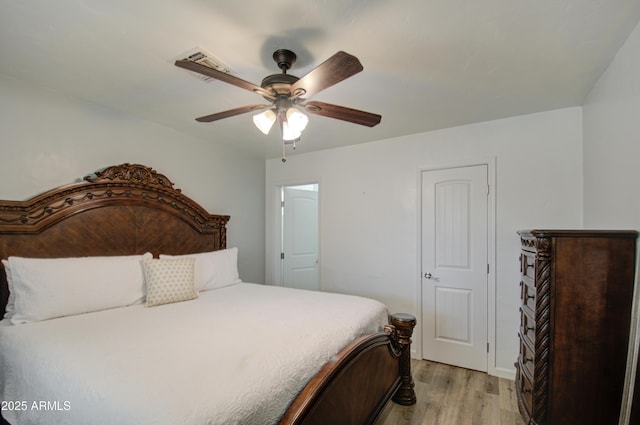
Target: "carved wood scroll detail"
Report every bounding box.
[0,163,229,235]
[532,236,552,424]
[84,163,178,191]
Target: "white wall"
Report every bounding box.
[583,21,640,228]
[266,107,583,375]
[0,74,265,283]
[583,19,640,424]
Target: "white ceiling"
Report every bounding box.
[1,0,639,159]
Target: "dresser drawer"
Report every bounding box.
[519,307,536,345]
[516,367,534,414]
[520,251,535,281]
[518,335,535,378]
[520,280,536,313]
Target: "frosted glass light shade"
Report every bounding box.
[282,121,301,141]
[286,108,308,133]
[253,109,276,135]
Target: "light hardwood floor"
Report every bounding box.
[375,360,526,425]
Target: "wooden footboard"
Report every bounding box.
[279,313,416,425]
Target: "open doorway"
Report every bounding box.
[279,184,319,290]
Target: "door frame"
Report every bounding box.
[265,179,321,288]
[416,157,498,376]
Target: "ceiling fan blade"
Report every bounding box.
[195,104,270,122]
[175,60,275,100]
[304,101,381,127]
[290,51,363,99]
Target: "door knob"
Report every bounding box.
[424,272,435,279]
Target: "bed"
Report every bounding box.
[0,163,416,425]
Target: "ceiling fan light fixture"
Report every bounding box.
[286,107,308,133]
[253,109,276,135]
[281,120,302,141]
[176,49,381,163]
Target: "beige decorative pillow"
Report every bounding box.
[143,257,197,307]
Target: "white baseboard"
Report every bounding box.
[489,366,516,380]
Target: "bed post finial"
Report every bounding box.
[390,313,417,405]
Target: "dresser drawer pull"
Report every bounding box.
[519,254,522,272]
[523,356,533,364]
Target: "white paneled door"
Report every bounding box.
[282,186,318,291]
[421,165,488,372]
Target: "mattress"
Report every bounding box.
[0,283,388,425]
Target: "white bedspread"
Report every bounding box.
[0,283,388,425]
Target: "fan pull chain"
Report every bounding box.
[281,141,287,163]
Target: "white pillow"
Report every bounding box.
[160,247,241,292]
[143,257,197,307]
[6,253,152,325]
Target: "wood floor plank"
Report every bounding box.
[498,376,520,414]
[375,360,525,425]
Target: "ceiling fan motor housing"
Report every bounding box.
[261,73,299,97]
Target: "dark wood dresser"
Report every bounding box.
[516,229,638,425]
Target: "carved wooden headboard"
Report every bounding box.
[0,163,230,317]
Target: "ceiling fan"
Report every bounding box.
[175,49,381,161]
